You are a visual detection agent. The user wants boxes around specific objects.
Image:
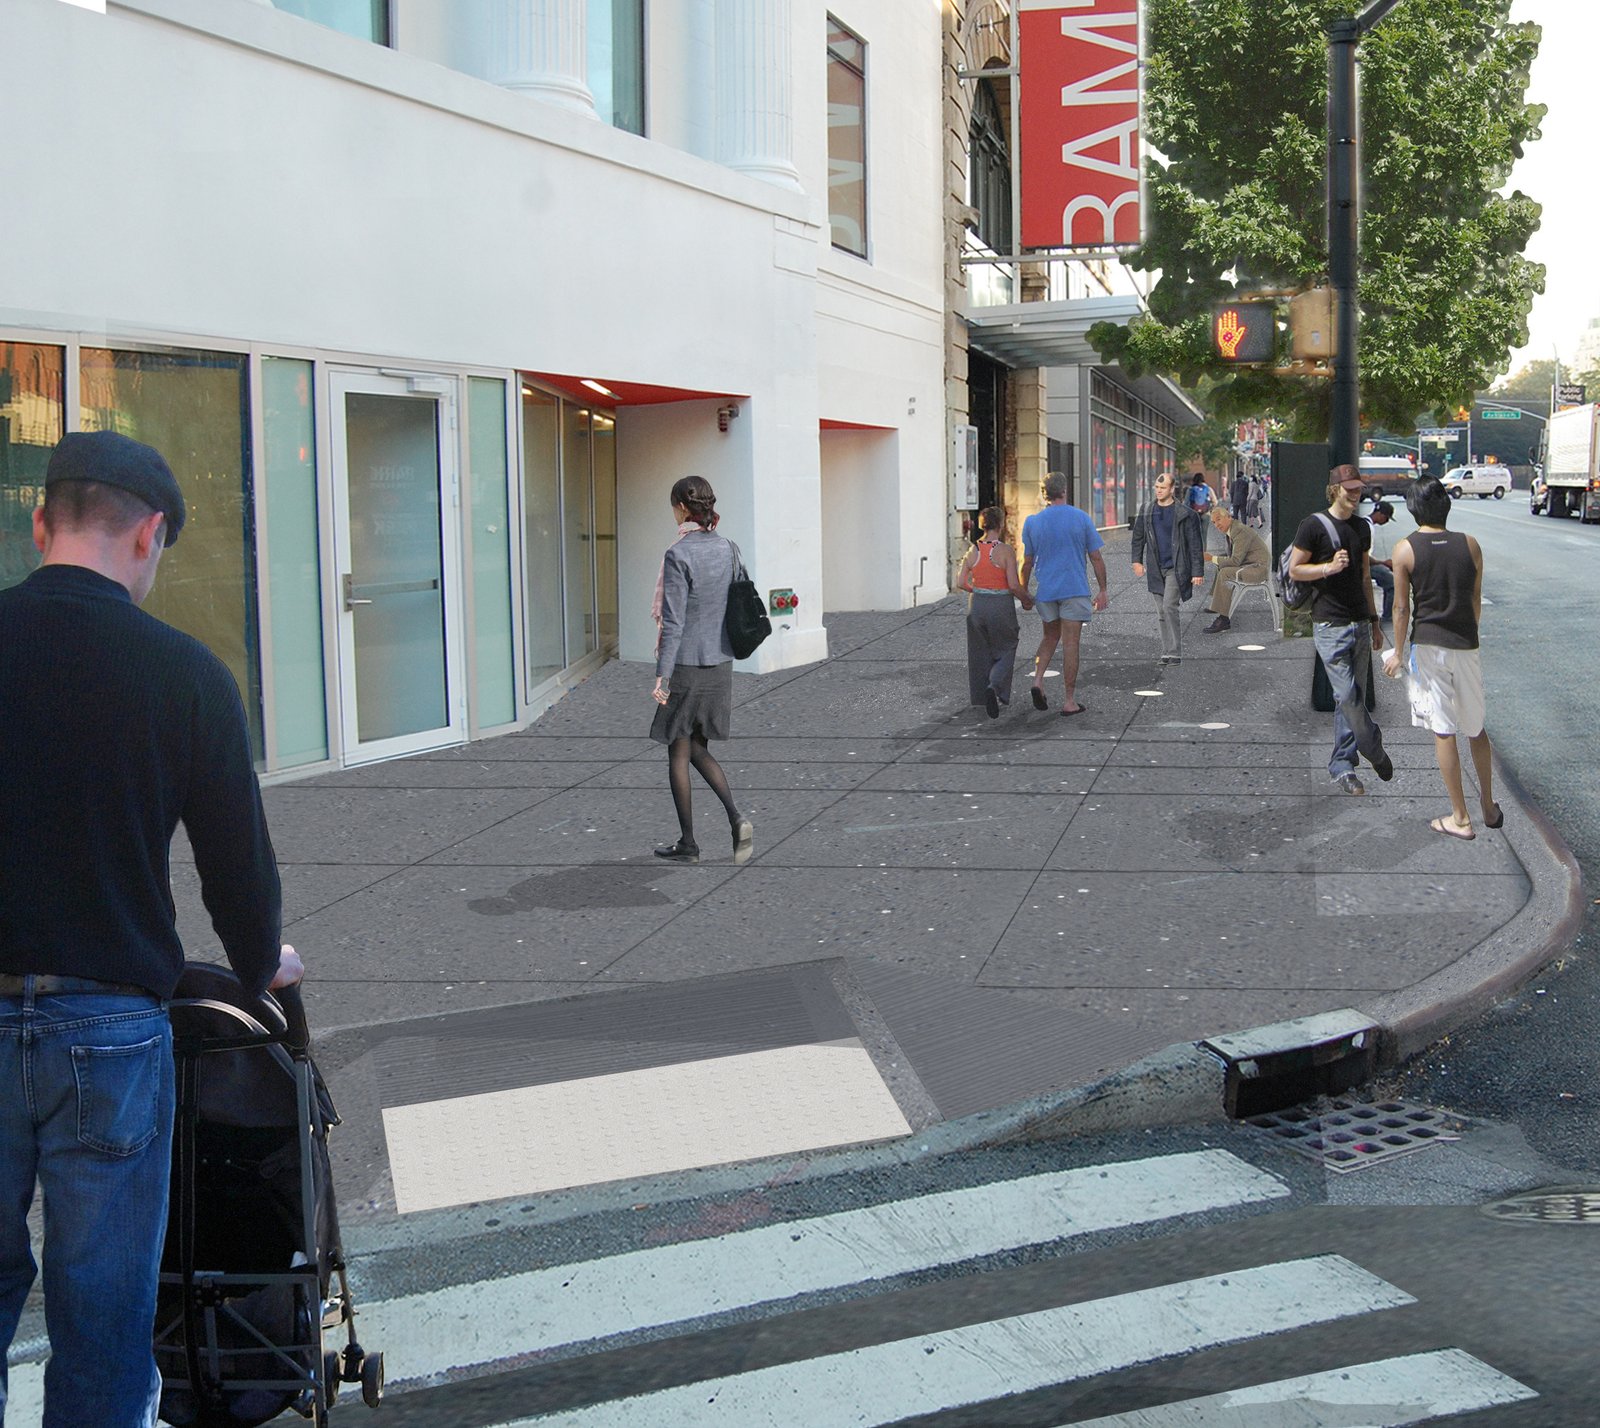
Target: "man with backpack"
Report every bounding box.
[1287,464,1394,795]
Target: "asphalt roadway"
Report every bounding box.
[167,527,1581,1226]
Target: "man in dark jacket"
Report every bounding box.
[1130,472,1205,663]
[1230,471,1250,521]
[1,432,299,1426]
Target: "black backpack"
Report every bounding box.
[1276,512,1339,610]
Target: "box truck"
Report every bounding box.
[1541,403,1600,522]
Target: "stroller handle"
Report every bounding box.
[274,981,312,1054]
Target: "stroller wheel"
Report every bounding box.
[361,1351,385,1407]
[323,1350,342,1406]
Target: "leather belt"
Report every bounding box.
[0,973,156,999]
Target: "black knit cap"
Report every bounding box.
[45,431,187,547]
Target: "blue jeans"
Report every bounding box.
[1371,564,1395,620]
[1312,620,1388,779]
[1,984,173,1428]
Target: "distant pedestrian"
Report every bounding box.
[1288,463,1394,795]
[1366,499,1400,623]
[1201,506,1271,634]
[1186,473,1216,552]
[1230,470,1250,522]
[650,476,752,864]
[1021,470,1108,717]
[1129,472,1204,663]
[956,505,1032,718]
[1381,477,1501,839]
[1246,474,1264,528]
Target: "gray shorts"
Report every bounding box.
[1035,596,1093,624]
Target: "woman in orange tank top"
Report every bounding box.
[956,506,1032,717]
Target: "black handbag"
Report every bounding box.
[723,542,772,659]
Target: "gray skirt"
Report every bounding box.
[650,661,734,744]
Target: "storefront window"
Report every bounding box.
[468,377,516,727]
[80,347,264,759]
[262,357,327,768]
[521,386,566,691]
[562,405,598,663]
[0,342,63,591]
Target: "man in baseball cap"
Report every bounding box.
[44,429,187,546]
[3,429,298,1424]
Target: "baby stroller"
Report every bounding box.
[154,962,383,1425]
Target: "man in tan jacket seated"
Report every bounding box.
[1201,507,1271,632]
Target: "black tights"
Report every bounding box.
[667,734,739,848]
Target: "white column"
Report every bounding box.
[714,0,801,189]
[489,0,598,118]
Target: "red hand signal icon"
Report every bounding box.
[1216,309,1246,359]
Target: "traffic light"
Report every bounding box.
[1211,302,1277,364]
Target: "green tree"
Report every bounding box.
[1490,358,1558,400]
[1088,0,1545,440]
[1175,410,1241,472]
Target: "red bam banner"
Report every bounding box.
[1018,0,1143,250]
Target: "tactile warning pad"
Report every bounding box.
[382,1039,910,1212]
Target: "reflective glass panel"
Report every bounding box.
[591,408,617,643]
[269,0,388,44]
[80,347,264,760]
[562,405,597,661]
[468,376,516,727]
[589,0,645,135]
[344,391,447,742]
[262,357,328,767]
[826,18,867,256]
[520,386,566,690]
[0,342,63,591]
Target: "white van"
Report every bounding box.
[1441,465,1510,500]
[1358,456,1415,500]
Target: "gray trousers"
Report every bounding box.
[1150,569,1182,656]
[966,593,1020,704]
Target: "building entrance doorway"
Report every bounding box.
[328,369,466,764]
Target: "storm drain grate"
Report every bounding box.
[1244,1097,1462,1173]
[1482,1189,1600,1225]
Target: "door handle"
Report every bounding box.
[343,573,373,611]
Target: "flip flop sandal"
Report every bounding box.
[1030,687,1048,711]
[1059,705,1088,717]
[1429,816,1475,841]
[1483,805,1505,829]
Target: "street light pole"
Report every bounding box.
[1327,0,1407,468]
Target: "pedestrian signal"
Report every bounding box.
[1212,302,1276,365]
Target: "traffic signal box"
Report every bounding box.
[1212,301,1277,365]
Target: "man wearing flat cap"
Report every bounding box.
[0,431,302,1426]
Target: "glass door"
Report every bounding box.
[330,370,465,764]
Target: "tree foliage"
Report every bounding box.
[1088,0,1545,440]
[1490,357,1557,400]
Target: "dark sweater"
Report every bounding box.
[0,565,281,998]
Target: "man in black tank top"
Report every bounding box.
[1381,477,1502,840]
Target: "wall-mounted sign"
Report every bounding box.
[951,424,979,509]
[1018,0,1142,250]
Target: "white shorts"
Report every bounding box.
[1405,644,1485,737]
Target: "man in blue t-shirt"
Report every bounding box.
[1020,470,1108,716]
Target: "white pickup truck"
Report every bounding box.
[1440,465,1510,500]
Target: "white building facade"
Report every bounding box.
[1,0,949,775]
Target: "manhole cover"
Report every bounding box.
[1482,1188,1600,1225]
[1244,1097,1463,1173]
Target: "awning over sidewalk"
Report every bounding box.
[962,294,1143,367]
[961,294,1203,427]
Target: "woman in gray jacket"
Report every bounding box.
[650,476,753,863]
[1130,472,1206,663]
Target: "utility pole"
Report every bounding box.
[1327,0,1407,467]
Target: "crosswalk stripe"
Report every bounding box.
[1059,1348,1537,1425]
[362,1149,1288,1386]
[488,1254,1413,1427]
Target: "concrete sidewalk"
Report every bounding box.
[169,529,1580,1224]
